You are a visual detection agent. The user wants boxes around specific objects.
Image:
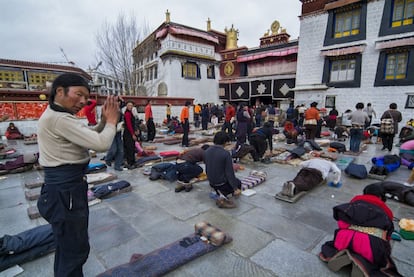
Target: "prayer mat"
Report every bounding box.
[25,181,44,189]
[163,139,183,145]
[25,188,41,201]
[0,164,34,176]
[274,191,307,203]
[367,173,387,181]
[23,137,38,145]
[240,171,267,191]
[87,172,117,186]
[143,145,157,151]
[27,206,41,220]
[92,181,132,199]
[97,222,231,277]
[336,156,355,171]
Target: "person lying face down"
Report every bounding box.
[280,158,341,197]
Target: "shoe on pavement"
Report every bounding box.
[233,189,241,198]
[281,181,295,197]
[175,183,185,193]
[105,161,112,167]
[216,198,236,209]
[184,184,193,192]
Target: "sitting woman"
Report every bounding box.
[5,123,24,140]
[319,184,401,276]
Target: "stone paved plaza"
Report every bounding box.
[1,131,414,277]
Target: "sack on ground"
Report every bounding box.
[380,118,394,134]
[345,163,368,179]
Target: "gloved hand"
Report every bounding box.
[328,181,342,188]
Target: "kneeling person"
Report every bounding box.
[175,144,209,192]
[281,158,341,197]
[204,132,241,208]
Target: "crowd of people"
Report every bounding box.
[3,72,412,276]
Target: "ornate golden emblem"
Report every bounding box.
[224,62,234,76]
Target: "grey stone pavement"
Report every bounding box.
[1,129,414,277]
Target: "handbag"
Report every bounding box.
[380,111,394,134]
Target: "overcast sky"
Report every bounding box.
[1,0,302,70]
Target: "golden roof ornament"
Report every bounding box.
[207,18,211,31]
[271,20,280,35]
[225,24,239,50]
[165,10,170,23]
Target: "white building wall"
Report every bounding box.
[295,0,414,128]
[138,33,220,104]
[296,13,328,87]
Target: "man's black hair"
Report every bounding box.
[213,131,230,145]
[49,73,90,105]
[363,183,386,202]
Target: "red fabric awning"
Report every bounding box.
[375,37,414,50]
[320,45,366,56]
[237,47,298,62]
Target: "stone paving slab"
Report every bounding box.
[88,207,139,253]
[251,239,339,277]
[174,247,276,277]
[239,207,327,251]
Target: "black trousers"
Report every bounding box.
[222,121,234,140]
[304,124,317,140]
[210,182,241,197]
[249,134,267,160]
[123,131,135,166]
[38,164,90,277]
[176,162,203,182]
[382,133,395,151]
[146,118,156,141]
[293,167,323,193]
[182,121,189,146]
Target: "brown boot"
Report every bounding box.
[216,198,236,209]
[184,184,193,192]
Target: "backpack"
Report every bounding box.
[345,163,368,179]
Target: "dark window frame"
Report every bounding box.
[405,94,414,108]
[181,61,201,80]
[322,54,362,88]
[207,65,215,79]
[324,2,367,46]
[374,46,414,86]
[379,0,414,36]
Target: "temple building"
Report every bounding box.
[295,0,414,119]
[218,21,298,109]
[132,10,225,104]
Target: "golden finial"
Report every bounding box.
[225,24,239,50]
[165,10,170,23]
[207,18,211,31]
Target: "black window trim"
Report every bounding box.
[379,0,414,37]
[374,46,414,86]
[322,53,362,88]
[324,1,367,46]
